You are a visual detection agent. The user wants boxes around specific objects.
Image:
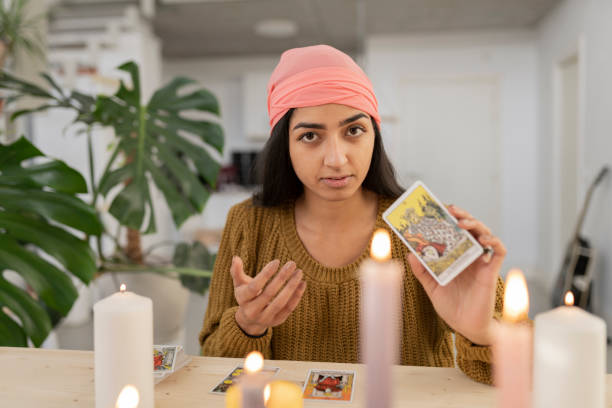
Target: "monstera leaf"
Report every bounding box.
[0,137,102,347]
[173,241,215,295]
[96,62,224,233]
[0,62,224,234]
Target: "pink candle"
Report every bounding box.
[493,269,532,408]
[361,229,403,408]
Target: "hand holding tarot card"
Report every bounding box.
[383,181,484,286]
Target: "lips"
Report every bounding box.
[321,175,352,188]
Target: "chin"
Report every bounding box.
[312,185,363,202]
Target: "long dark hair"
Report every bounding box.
[253,108,404,206]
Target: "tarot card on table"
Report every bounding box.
[209,365,280,394]
[302,369,356,402]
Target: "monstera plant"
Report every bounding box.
[0,137,102,346]
[0,62,222,346]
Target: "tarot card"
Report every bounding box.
[209,365,280,394]
[153,345,178,374]
[302,369,356,402]
[383,180,484,286]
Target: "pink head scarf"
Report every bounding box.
[267,44,381,131]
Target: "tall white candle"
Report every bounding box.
[532,291,606,408]
[94,284,153,408]
[239,351,266,408]
[361,229,403,408]
[493,269,532,408]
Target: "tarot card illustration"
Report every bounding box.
[153,345,177,373]
[383,181,483,285]
[302,370,356,402]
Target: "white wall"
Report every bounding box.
[365,31,540,283]
[162,56,281,164]
[537,0,612,327]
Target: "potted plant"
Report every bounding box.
[0,136,102,346]
[0,61,223,345]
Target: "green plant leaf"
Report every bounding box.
[94,61,224,233]
[107,179,152,231]
[0,160,87,193]
[0,137,99,347]
[0,308,27,347]
[148,77,220,114]
[0,187,102,235]
[0,212,96,283]
[0,235,79,317]
[0,136,42,167]
[0,277,51,347]
[173,241,215,294]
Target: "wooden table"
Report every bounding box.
[2,347,612,407]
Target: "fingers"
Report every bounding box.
[447,204,471,219]
[234,260,307,334]
[478,234,507,269]
[230,256,248,287]
[249,261,298,311]
[407,253,438,296]
[234,259,280,304]
[449,204,493,239]
[260,269,304,321]
[270,280,307,326]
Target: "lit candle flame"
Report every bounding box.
[244,351,264,374]
[371,229,391,261]
[115,385,139,408]
[120,284,127,293]
[565,291,574,306]
[503,269,529,323]
[264,383,271,405]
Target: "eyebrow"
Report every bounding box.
[291,113,368,131]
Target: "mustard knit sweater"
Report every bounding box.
[199,196,504,385]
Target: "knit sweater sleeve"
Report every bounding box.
[454,276,505,385]
[198,201,273,359]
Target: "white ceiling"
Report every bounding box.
[152,0,561,58]
[50,0,562,58]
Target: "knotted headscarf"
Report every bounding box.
[267,44,380,131]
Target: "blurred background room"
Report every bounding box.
[0,0,610,369]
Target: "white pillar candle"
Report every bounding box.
[361,229,403,408]
[94,284,153,408]
[238,351,266,408]
[493,269,532,408]
[532,291,606,408]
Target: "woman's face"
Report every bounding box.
[288,103,375,202]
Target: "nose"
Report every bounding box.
[323,135,348,168]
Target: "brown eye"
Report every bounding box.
[347,126,365,137]
[298,132,318,143]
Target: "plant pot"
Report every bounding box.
[93,272,190,345]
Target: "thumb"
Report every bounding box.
[407,253,438,296]
[230,256,249,287]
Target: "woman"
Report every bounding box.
[199,45,505,385]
